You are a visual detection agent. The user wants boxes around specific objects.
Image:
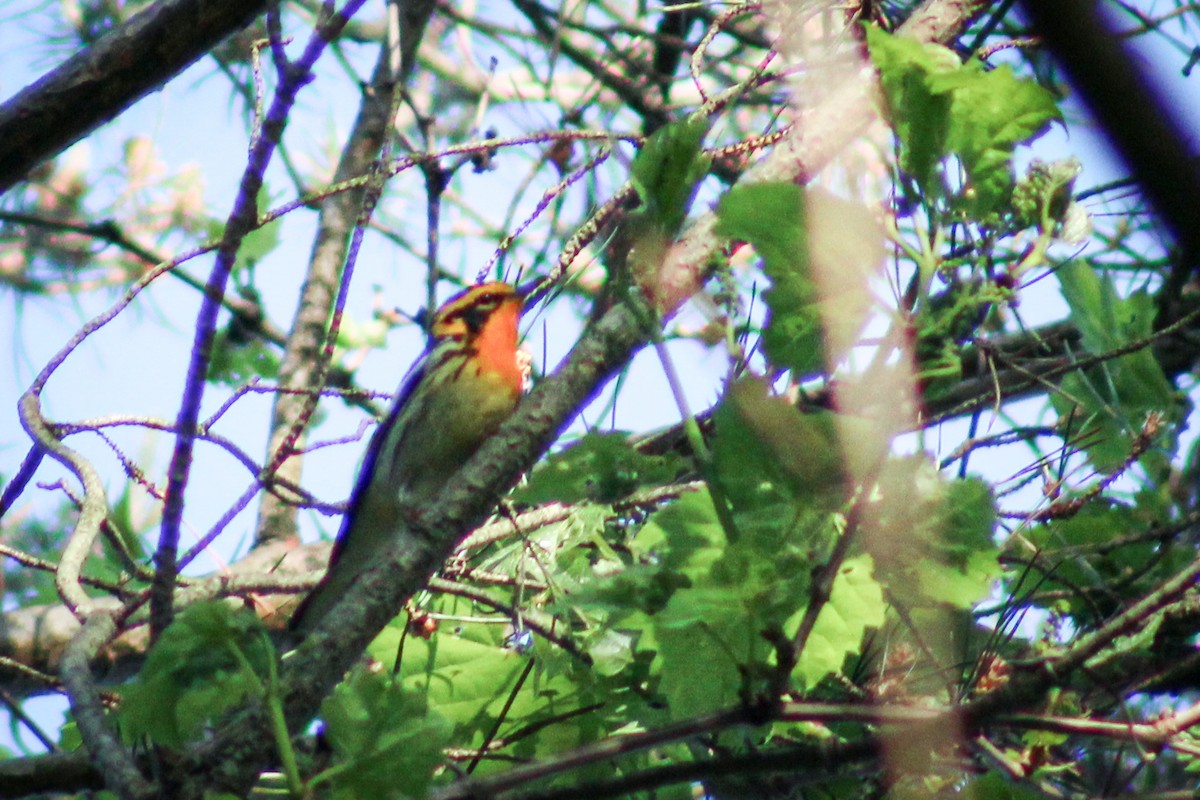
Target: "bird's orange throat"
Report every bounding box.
[474,298,524,399]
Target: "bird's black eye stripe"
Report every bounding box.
[442,296,502,333]
[433,284,518,336]
[460,303,491,332]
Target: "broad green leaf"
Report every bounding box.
[586,629,638,677]
[915,549,1002,607]
[636,489,728,583]
[320,669,450,800]
[5,504,74,604]
[117,603,272,748]
[455,504,609,592]
[513,432,684,504]
[713,376,845,509]
[1023,500,1158,613]
[868,28,1060,216]
[804,190,882,359]
[629,115,711,238]
[715,182,807,272]
[108,480,150,561]
[1119,291,1176,410]
[1056,261,1176,472]
[336,314,392,350]
[1057,259,1127,353]
[59,719,81,752]
[970,771,1057,800]
[939,477,999,559]
[373,621,593,763]
[867,460,999,608]
[235,216,281,269]
[636,491,753,717]
[389,634,533,729]
[1060,268,1170,413]
[232,183,282,272]
[207,327,281,385]
[937,62,1060,213]
[716,182,824,374]
[641,488,845,711]
[867,27,957,195]
[567,560,690,619]
[640,486,816,608]
[1053,374,1134,473]
[656,586,757,718]
[792,554,885,688]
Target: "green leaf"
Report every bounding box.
[792,554,885,688]
[586,629,638,677]
[622,117,712,289]
[59,719,82,752]
[937,62,1061,214]
[320,669,450,800]
[715,182,806,271]
[966,772,1050,800]
[336,314,392,351]
[513,432,685,504]
[207,327,281,386]
[867,28,1061,216]
[1057,261,1127,353]
[386,633,532,731]
[868,460,999,608]
[4,503,74,604]
[713,376,845,509]
[867,27,957,195]
[635,489,729,584]
[939,477,999,559]
[652,544,768,718]
[1055,261,1176,472]
[108,481,149,561]
[236,216,281,270]
[915,549,1002,607]
[568,559,690,619]
[655,587,753,718]
[715,183,824,374]
[117,603,273,749]
[629,116,711,239]
[1023,500,1159,612]
[641,489,838,712]
[371,621,594,764]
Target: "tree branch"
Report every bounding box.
[0,0,267,194]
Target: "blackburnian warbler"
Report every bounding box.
[290,281,526,634]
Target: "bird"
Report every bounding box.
[289,281,526,634]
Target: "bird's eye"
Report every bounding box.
[460,304,490,333]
